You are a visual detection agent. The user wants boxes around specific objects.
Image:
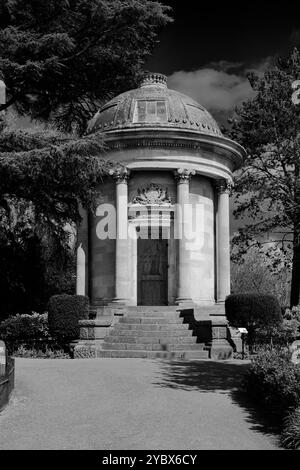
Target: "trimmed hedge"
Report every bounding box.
[0,312,68,356]
[0,312,49,342]
[48,294,89,342]
[225,293,282,345]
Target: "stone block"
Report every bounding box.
[209,339,233,360]
[73,341,96,359]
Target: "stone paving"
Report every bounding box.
[0,358,280,450]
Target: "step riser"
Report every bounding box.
[124,313,183,319]
[114,324,189,331]
[109,329,193,337]
[102,343,204,351]
[104,336,198,344]
[97,350,209,359]
[119,318,184,324]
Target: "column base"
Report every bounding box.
[109,298,129,306]
[175,298,196,308]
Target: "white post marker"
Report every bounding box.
[0,340,6,375]
[237,328,248,359]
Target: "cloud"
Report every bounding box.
[167,58,272,124]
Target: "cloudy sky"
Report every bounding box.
[147,0,300,125]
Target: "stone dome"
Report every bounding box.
[87,73,222,137]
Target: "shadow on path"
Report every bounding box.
[153,360,281,442]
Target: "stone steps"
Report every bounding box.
[92,306,210,359]
[74,305,234,360]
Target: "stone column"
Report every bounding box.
[215,179,232,302]
[174,168,195,305]
[76,206,88,296]
[110,168,130,304]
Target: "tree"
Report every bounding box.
[0,114,109,317]
[228,48,300,306]
[0,0,172,315]
[0,0,172,133]
[231,247,291,307]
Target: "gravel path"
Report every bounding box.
[0,358,279,450]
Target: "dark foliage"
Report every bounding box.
[281,406,300,449]
[0,0,172,133]
[244,348,300,423]
[225,293,282,346]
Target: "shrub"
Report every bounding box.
[0,312,49,343]
[281,407,300,449]
[255,320,300,346]
[284,305,300,320]
[13,344,70,359]
[254,305,300,347]
[225,293,282,346]
[48,294,89,343]
[244,348,300,422]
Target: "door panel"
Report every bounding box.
[137,239,168,305]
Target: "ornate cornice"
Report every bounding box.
[174,168,196,183]
[214,178,233,194]
[109,167,130,184]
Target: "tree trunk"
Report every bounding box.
[290,228,300,306]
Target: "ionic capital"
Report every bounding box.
[174,168,195,183]
[109,167,130,184]
[214,179,233,194]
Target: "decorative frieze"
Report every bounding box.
[132,183,172,205]
[174,168,196,183]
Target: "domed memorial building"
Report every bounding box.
[74,73,245,359]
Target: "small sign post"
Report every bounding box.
[0,340,6,375]
[238,328,248,359]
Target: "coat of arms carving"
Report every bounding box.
[132,184,172,205]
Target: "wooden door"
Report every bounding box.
[137,239,168,305]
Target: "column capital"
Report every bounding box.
[174,168,195,183]
[109,167,130,184]
[214,178,233,194]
